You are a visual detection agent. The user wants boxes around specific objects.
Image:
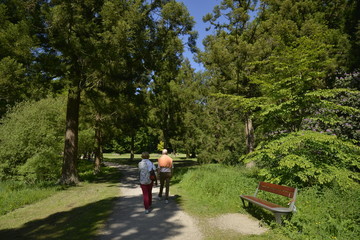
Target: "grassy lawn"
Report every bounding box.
[105,153,286,239]
[0,153,289,240]
[1,153,357,239]
[0,182,62,216]
[0,165,121,240]
[170,163,360,240]
[170,164,291,240]
[103,152,198,168]
[0,153,198,240]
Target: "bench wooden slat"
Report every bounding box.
[258,181,296,198]
[240,181,298,225]
[241,195,281,209]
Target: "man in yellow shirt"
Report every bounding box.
[157,149,173,204]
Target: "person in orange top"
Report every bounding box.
[157,149,173,204]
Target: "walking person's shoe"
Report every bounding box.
[165,199,169,204]
[145,209,150,214]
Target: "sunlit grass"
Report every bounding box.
[172,163,360,240]
[0,162,121,240]
[171,164,290,240]
[103,152,197,167]
[0,182,61,216]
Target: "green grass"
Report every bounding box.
[171,163,360,240]
[0,181,62,216]
[3,153,357,239]
[172,164,258,216]
[102,152,198,168]
[171,164,288,239]
[0,153,197,240]
[282,186,360,240]
[0,160,121,240]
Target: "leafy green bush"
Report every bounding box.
[177,164,360,239]
[0,96,66,182]
[303,88,360,143]
[282,186,360,240]
[242,131,360,189]
[78,127,95,156]
[18,149,63,182]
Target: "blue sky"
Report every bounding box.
[178,0,258,72]
[178,0,222,71]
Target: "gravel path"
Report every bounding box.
[97,163,203,240]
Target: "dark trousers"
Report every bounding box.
[140,183,153,210]
[158,172,172,200]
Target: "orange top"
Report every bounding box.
[158,155,173,168]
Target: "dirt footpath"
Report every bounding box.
[97,163,267,240]
[97,164,203,240]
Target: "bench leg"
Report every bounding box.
[241,198,246,207]
[274,213,286,225]
[241,199,253,208]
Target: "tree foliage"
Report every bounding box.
[0,96,66,182]
[148,1,197,150]
[0,1,40,117]
[242,131,360,189]
[197,0,360,192]
[0,0,359,190]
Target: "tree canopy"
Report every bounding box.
[0,0,359,189]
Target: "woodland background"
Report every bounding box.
[0,0,359,203]
[1,1,360,239]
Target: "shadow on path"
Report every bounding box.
[0,163,201,240]
[0,197,116,240]
[98,164,202,240]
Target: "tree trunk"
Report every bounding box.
[130,135,135,161]
[60,87,81,185]
[163,131,169,150]
[94,113,102,174]
[245,115,256,168]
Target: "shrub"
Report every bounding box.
[18,149,62,182]
[0,95,66,182]
[177,164,360,239]
[78,127,95,157]
[242,131,360,189]
[303,87,360,143]
[281,186,360,240]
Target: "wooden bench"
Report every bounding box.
[240,181,298,224]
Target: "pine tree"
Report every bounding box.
[148,0,197,150]
[200,0,259,159]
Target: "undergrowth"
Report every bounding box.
[0,159,113,216]
[0,181,61,216]
[283,186,360,240]
[175,164,258,216]
[176,164,360,239]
